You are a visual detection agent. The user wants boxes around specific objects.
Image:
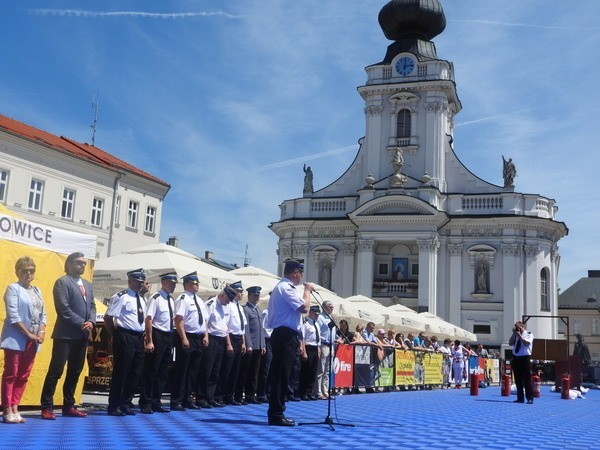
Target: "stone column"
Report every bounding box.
[341,242,356,297]
[417,237,439,313]
[355,239,374,297]
[447,241,463,325]
[502,243,522,339]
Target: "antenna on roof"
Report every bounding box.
[243,244,252,267]
[91,90,100,146]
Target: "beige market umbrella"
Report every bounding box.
[345,295,424,333]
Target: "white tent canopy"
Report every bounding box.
[93,243,237,301]
[311,287,385,329]
[345,295,425,334]
[229,265,281,309]
[417,312,477,342]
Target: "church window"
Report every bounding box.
[396,109,411,138]
[540,268,549,311]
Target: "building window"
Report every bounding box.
[540,268,549,311]
[396,109,411,138]
[0,169,8,203]
[145,205,156,234]
[114,195,121,226]
[573,319,581,335]
[91,198,104,227]
[28,179,44,211]
[473,324,491,335]
[61,188,75,220]
[592,318,600,336]
[127,200,139,229]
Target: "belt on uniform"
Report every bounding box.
[229,334,244,340]
[209,334,226,340]
[152,328,172,335]
[116,327,144,336]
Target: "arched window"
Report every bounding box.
[397,109,411,138]
[540,268,549,311]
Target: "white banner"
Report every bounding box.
[0,212,96,259]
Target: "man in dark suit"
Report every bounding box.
[40,252,96,420]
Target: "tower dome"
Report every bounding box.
[378,0,446,42]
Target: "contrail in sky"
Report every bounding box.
[456,105,552,127]
[451,19,600,31]
[258,144,358,171]
[29,9,241,19]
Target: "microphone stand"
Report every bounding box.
[298,289,354,431]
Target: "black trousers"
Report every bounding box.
[108,328,144,412]
[268,327,299,420]
[171,332,205,405]
[202,335,226,402]
[237,349,262,400]
[299,345,319,397]
[512,355,533,401]
[256,337,272,398]
[139,328,173,408]
[40,338,88,409]
[221,334,243,401]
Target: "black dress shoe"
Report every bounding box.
[285,395,301,402]
[309,395,319,401]
[153,406,170,413]
[256,396,269,403]
[526,399,534,404]
[300,395,311,401]
[268,417,295,427]
[140,406,153,414]
[513,399,524,403]
[246,398,262,405]
[196,401,212,409]
[225,399,242,406]
[171,404,187,411]
[208,400,226,408]
[121,407,136,416]
[182,402,199,410]
[237,399,248,405]
[108,409,126,417]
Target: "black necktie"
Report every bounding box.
[313,319,320,344]
[193,294,203,326]
[236,302,245,331]
[167,295,174,330]
[136,293,144,325]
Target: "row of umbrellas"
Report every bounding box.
[93,243,476,342]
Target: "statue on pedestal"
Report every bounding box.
[303,164,314,195]
[502,156,517,188]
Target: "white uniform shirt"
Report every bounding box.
[146,289,174,332]
[205,296,231,337]
[175,291,208,334]
[228,299,247,336]
[106,288,146,333]
[512,330,534,357]
[301,317,321,346]
[266,278,305,332]
[262,309,273,338]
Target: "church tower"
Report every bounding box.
[270,0,568,348]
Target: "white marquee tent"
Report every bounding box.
[93,243,237,301]
[345,295,425,334]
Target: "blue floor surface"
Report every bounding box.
[3,386,598,449]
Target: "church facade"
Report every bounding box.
[269,0,568,348]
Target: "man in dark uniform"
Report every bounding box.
[221,281,249,405]
[170,271,209,410]
[104,269,147,416]
[200,285,236,408]
[40,252,96,420]
[139,272,177,414]
[236,285,266,404]
[266,259,312,426]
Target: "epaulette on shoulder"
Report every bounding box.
[288,283,296,289]
[206,299,214,306]
[151,293,160,300]
[117,290,127,297]
[179,293,186,300]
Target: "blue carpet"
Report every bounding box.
[3,386,598,449]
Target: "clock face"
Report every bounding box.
[395,57,415,76]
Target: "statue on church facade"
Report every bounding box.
[476,264,488,293]
[390,147,408,187]
[303,164,314,194]
[502,156,516,188]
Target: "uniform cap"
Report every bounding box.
[127,268,146,281]
[159,271,178,282]
[283,259,304,272]
[309,305,321,313]
[246,285,262,295]
[230,280,244,292]
[223,285,238,301]
[182,271,199,282]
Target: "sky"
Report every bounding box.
[1,0,599,292]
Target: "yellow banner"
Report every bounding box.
[395,349,415,385]
[0,204,96,406]
[423,352,444,385]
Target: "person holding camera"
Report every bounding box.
[508,321,534,404]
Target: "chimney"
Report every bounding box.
[166,236,179,247]
[588,270,600,278]
[205,251,214,260]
